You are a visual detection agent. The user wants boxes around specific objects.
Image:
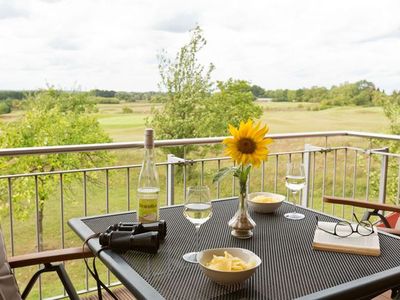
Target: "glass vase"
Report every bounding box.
[228,189,256,239]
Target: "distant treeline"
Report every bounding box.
[0,80,394,115]
[89,89,163,102]
[0,89,165,113]
[0,89,163,102]
[0,90,34,101]
[251,80,389,106]
[0,90,33,114]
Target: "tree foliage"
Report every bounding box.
[90,89,117,98]
[0,89,112,249]
[369,91,400,204]
[116,91,163,102]
[0,90,27,100]
[147,26,262,158]
[250,85,265,98]
[382,92,400,134]
[198,80,262,136]
[0,102,11,114]
[264,80,385,106]
[147,26,214,157]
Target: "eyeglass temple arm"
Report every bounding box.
[360,210,390,228]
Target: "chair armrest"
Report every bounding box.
[8,246,93,268]
[323,196,400,213]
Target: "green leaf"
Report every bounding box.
[213,167,237,184]
[240,165,252,183]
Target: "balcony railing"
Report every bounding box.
[1,130,399,299]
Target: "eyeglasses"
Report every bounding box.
[315,214,374,237]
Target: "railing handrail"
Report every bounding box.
[0,130,398,157]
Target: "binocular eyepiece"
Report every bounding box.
[99,220,166,254]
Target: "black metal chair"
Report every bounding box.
[0,227,92,299]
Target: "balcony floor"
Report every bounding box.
[373,290,392,300]
[82,287,135,300]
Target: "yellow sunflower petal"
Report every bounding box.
[228,124,239,137]
[223,120,272,167]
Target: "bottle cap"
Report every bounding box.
[144,128,154,149]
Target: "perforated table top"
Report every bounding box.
[69,199,400,300]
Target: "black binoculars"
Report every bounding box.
[99,231,159,254]
[99,220,166,254]
[106,220,166,240]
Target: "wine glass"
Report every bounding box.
[284,162,306,220]
[183,186,212,263]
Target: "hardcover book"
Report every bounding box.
[312,221,380,256]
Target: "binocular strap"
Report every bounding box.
[82,233,118,300]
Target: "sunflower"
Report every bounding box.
[222,120,272,167]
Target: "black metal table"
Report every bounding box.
[68,199,400,300]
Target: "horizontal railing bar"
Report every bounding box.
[0,146,371,179]
[0,131,397,157]
[0,163,142,179]
[345,131,400,141]
[370,150,400,158]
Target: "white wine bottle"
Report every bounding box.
[137,128,160,223]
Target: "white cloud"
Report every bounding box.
[0,0,399,91]
[0,1,29,19]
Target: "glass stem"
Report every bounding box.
[292,191,297,213]
[195,225,200,254]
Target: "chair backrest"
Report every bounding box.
[395,215,400,230]
[0,228,21,300]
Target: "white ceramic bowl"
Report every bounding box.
[197,248,261,285]
[248,192,285,213]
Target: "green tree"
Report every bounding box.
[0,102,11,114]
[0,89,112,249]
[383,92,400,134]
[250,85,265,98]
[90,89,116,98]
[198,80,262,137]
[287,90,297,102]
[147,26,214,157]
[369,92,400,204]
[148,27,264,158]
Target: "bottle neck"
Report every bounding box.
[144,147,154,162]
[138,145,159,189]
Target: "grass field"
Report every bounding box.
[0,101,391,298]
[92,102,389,141]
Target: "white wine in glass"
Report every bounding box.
[183,203,212,226]
[284,163,306,220]
[183,186,212,263]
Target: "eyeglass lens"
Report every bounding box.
[335,221,353,237]
[357,221,374,236]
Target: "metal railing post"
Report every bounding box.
[378,147,389,204]
[302,145,312,207]
[167,154,175,206]
[302,144,325,207]
[167,154,192,206]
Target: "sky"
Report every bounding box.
[0,0,399,92]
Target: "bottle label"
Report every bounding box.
[138,198,158,223]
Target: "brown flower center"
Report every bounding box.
[237,138,256,154]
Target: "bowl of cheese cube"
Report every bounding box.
[197,248,261,285]
[248,192,285,213]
